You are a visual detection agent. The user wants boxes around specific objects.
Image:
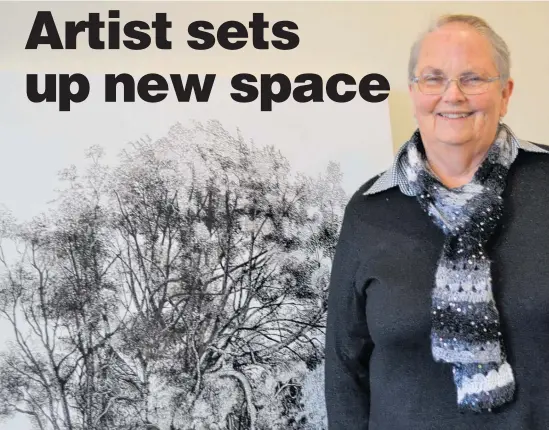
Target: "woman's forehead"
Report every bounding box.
[416,29,498,74]
[416,55,498,76]
[418,66,491,76]
[417,24,495,64]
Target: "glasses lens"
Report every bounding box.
[419,76,445,94]
[459,75,487,94]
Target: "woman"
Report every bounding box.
[324,13,549,430]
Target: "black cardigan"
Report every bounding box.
[324,147,549,430]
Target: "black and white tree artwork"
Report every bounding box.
[0,119,348,430]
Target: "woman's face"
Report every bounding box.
[409,22,514,148]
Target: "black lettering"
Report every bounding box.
[108,10,120,49]
[217,21,248,50]
[249,13,269,49]
[65,13,105,49]
[65,21,89,49]
[87,12,104,49]
[261,73,291,111]
[105,73,135,102]
[271,20,299,50]
[359,73,390,102]
[138,74,168,102]
[326,73,356,103]
[152,13,172,49]
[26,74,57,103]
[187,21,215,50]
[170,74,216,102]
[26,11,170,51]
[58,74,90,111]
[293,73,324,102]
[231,73,258,103]
[123,21,151,50]
[25,11,63,49]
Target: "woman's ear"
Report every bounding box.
[499,78,514,118]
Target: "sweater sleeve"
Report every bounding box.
[324,199,374,430]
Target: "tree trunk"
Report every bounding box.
[216,369,257,430]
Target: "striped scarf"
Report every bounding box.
[401,123,516,412]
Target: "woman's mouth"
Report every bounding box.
[437,112,474,119]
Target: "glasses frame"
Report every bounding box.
[410,74,501,95]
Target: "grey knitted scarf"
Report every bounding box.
[401,123,516,413]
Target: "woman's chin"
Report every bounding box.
[434,128,473,146]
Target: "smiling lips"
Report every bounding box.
[437,112,474,119]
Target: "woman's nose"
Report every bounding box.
[442,79,467,101]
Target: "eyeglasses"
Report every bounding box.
[410,74,501,95]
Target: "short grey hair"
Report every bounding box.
[408,14,511,84]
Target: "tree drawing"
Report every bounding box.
[0,119,348,430]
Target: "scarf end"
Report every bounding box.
[456,363,516,413]
[458,383,515,413]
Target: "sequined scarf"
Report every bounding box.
[401,123,516,412]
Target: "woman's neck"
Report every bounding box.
[423,139,493,189]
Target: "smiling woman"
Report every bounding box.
[407,17,515,188]
[324,13,549,430]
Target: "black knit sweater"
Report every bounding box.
[324,147,549,430]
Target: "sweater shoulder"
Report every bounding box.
[347,174,382,207]
[517,143,549,167]
[336,175,380,233]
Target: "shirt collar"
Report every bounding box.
[363,123,549,197]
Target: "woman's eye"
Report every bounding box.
[462,76,482,83]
